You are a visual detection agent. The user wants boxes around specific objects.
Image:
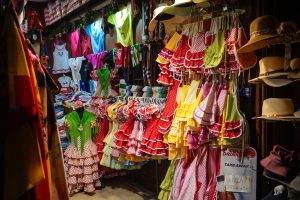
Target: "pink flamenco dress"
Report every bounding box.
[64,110,101,195]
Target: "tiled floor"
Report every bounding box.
[70,178,157,200]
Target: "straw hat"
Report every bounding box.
[249,57,300,87]
[256,98,300,120]
[238,16,280,53]
[148,2,190,32]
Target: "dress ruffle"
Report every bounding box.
[158,48,175,63]
[64,140,101,194]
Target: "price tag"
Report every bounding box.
[225,175,252,193]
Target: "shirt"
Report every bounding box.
[58,75,72,88]
[108,4,134,47]
[85,18,105,53]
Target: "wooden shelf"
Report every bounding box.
[45,0,110,29]
[252,117,300,122]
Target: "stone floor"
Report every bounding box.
[70,178,157,200]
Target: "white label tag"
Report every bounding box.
[225,175,252,193]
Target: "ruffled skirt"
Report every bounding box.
[64,140,101,195]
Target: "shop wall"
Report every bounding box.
[252,0,300,197]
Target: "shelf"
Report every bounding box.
[252,117,300,122]
[45,0,110,30]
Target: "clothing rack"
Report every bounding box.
[127,96,166,105]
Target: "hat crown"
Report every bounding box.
[271,145,296,163]
[290,58,300,71]
[262,98,294,116]
[259,56,284,75]
[250,15,279,39]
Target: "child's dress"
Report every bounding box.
[64,109,101,194]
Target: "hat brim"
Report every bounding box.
[263,170,300,192]
[148,5,174,32]
[262,78,300,87]
[253,115,300,121]
[249,72,290,84]
[149,15,187,32]
[238,34,280,53]
[149,13,174,32]
[163,5,192,16]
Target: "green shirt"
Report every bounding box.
[108,4,134,46]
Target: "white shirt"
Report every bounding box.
[58,75,72,88]
[68,56,86,83]
[52,43,70,74]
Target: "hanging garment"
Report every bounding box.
[20,20,54,200]
[68,56,86,87]
[68,29,82,58]
[101,103,136,169]
[52,43,70,74]
[208,82,228,138]
[131,44,140,67]
[157,79,180,135]
[95,67,110,97]
[107,3,134,46]
[64,110,100,194]
[3,14,47,200]
[204,30,226,68]
[170,34,190,74]
[57,75,72,94]
[80,60,93,92]
[140,117,168,156]
[184,32,210,73]
[194,81,217,126]
[81,33,93,56]
[85,18,105,53]
[167,85,190,160]
[169,159,185,200]
[158,160,176,200]
[86,51,108,70]
[157,32,181,64]
[222,86,244,139]
[96,116,109,161]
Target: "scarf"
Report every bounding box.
[96,67,110,97]
[65,110,97,153]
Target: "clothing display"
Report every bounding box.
[86,51,108,70]
[107,3,134,46]
[64,108,101,194]
[85,18,105,53]
[58,74,72,94]
[52,43,70,74]
[68,56,86,90]
[5,0,300,199]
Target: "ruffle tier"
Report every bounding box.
[64,141,101,195]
